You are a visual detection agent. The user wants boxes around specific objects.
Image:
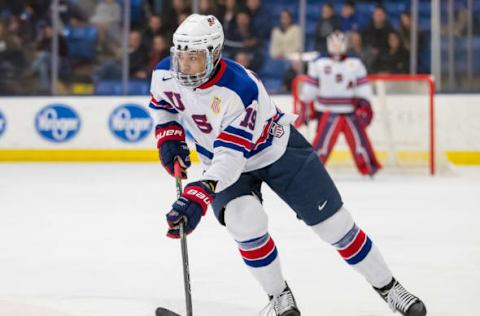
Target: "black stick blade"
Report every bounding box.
[155,307,181,316]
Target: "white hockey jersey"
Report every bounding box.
[148,57,296,192]
[300,56,373,113]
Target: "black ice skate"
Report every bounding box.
[264,283,301,316]
[374,278,427,316]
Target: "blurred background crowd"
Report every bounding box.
[0,0,478,95]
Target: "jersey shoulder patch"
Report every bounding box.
[216,59,259,108]
[155,56,171,71]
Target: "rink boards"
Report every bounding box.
[0,95,479,165]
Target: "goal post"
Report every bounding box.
[292,74,441,175]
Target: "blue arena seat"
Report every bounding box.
[262,78,283,94]
[259,58,290,79]
[63,26,97,61]
[94,80,150,95]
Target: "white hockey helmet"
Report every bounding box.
[327,31,348,56]
[171,14,224,87]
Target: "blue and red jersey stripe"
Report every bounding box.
[149,94,178,113]
[356,76,369,86]
[317,97,355,105]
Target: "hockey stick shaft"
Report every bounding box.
[174,161,193,316]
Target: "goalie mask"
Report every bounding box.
[171,14,224,87]
[327,31,347,56]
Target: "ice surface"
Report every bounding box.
[0,163,479,315]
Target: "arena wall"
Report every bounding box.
[0,95,478,165]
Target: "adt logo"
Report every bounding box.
[35,104,81,142]
[109,104,152,142]
[0,110,6,138]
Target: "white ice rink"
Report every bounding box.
[1,163,479,316]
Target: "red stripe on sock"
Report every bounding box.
[239,237,275,260]
[338,229,367,259]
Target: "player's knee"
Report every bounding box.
[224,195,268,241]
[311,206,354,244]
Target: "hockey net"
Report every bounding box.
[292,74,449,175]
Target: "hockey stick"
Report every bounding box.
[156,161,193,316]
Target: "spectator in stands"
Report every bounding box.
[281,59,303,92]
[128,30,150,80]
[147,34,169,73]
[0,1,26,16]
[372,32,409,74]
[315,3,340,53]
[234,51,252,69]
[361,6,394,56]
[143,15,170,51]
[163,0,192,31]
[90,0,122,54]
[348,31,374,71]
[148,0,164,14]
[245,0,271,39]
[6,14,33,47]
[55,0,88,27]
[30,23,68,92]
[24,1,51,35]
[399,12,412,51]
[224,10,263,71]
[269,10,301,59]
[177,12,189,25]
[340,1,359,32]
[199,0,219,17]
[0,18,28,94]
[217,0,243,36]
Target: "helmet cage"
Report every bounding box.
[170,44,222,87]
[327,31,348,56]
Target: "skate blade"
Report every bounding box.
[155,307,181,316]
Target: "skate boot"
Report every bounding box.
[374,278,427,316]
[266,283,301,316]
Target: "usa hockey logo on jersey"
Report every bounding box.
[109,104,152,142]
[35,104,81,143]
[210,96,221,114]
[0,110,6,138]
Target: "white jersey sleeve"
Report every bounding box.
[353,60,373,102]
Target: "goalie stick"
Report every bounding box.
[156,161,193,316]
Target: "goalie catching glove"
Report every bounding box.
[166,180,216,238]
[353,98,373,127]
[155,121,191,179]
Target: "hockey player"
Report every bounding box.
[149,14,426,316]
[300,31,382,176]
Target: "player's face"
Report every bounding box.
[177,50,207,75]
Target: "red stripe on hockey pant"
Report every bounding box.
[239,237,275,260]
[337,229,367,259]
[155,125,185,146]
